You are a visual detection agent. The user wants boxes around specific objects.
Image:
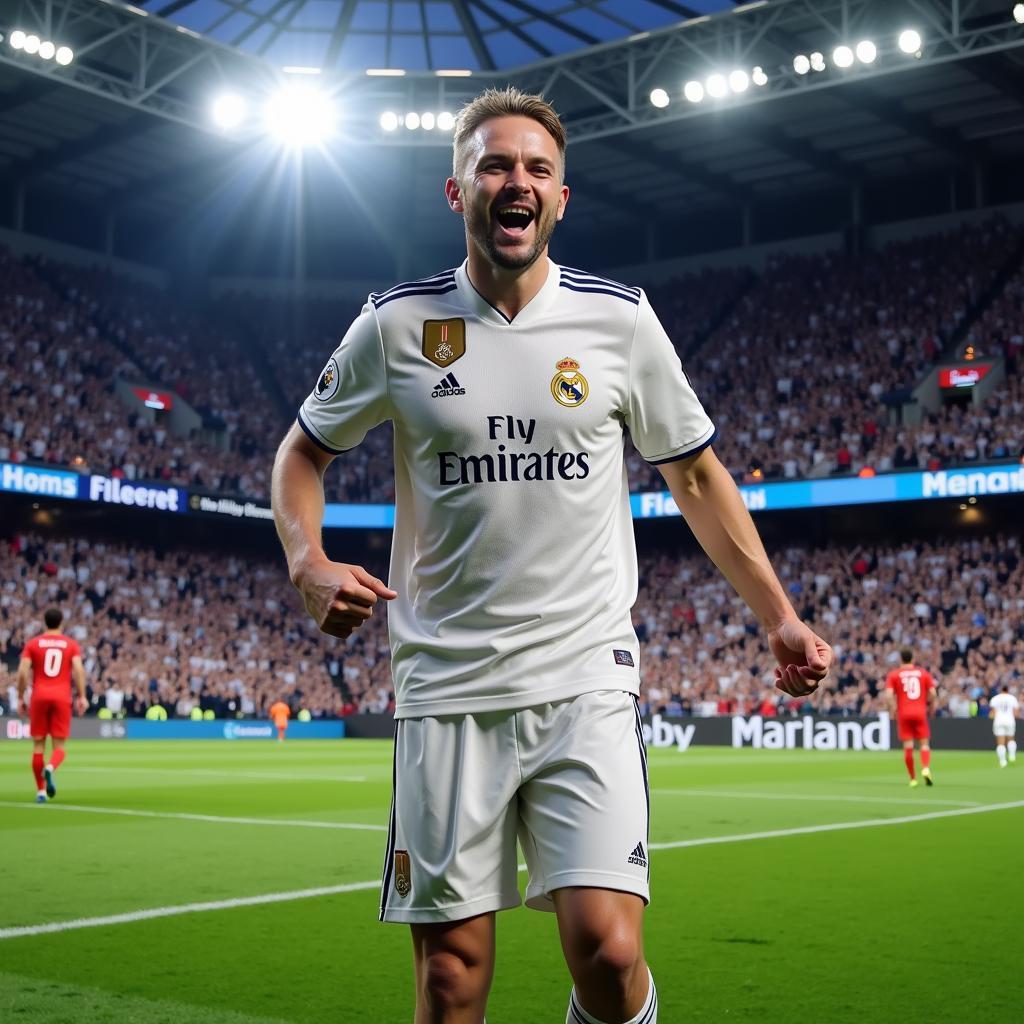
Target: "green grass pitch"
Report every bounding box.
[1,739,1021,1022]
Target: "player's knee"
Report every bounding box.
[421,950,484,1009]
[573,925,644,982]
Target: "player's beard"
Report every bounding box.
[465,197,558,271]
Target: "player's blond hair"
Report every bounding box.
[452,86,566,179]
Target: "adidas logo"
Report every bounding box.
[627,842,647,868]
[431,372,466,398]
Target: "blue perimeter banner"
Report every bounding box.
[125,719,345,740]
[3,460,1022,526]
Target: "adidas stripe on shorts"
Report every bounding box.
[379,690,651,924]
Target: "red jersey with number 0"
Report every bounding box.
[21,633,81,702]
[884,664,935,719]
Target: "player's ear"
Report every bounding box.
[555,182,569,222]
[445,177,464,214]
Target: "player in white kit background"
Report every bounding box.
[990,685,1019,767]
[272,87,833,1024]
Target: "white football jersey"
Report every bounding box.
[299,259,715,718]
[991,692,1019,722]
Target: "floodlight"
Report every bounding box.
[380,111,399,131]
[684,80,705,103]
[898,29,922,54]
[1014,3,1024,24]
[752,66,768,86]
[855,40,877,63]
[649,88,670,108]
[212,92,247,131]
[810,52,826,72]
[832,45,854,68]
[437,111,455,131]
[55,45,73,65]
[265,85,336,146]
[9,30,26,50]
[706,73,728,98]
[728,69,750,93]
[793,54,810,75]
[38,40,55,60]
[421,112,436,130]
[23,34,41,54]
[404,112,420,130]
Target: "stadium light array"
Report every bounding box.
[684,80,705,103]
[679,63,766,105]
[7,28,74,64]
[379,111,455,132]
[751,66,768,87]
[793,54,811,75]
[832,45,854,68]
[1014,4,1024,25]
[809,52,826,72]
[855,40,877,64]
[705,73,728,98]
[728,69,750,93]
[211,92,247,131]
[649,88,670,108]
[265,84,336,146]
[898,29,922,54]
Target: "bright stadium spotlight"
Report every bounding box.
[832,45,854,68]
[855,40,877,63]
[649,87,670,108]
[684,80,705,103]
[211,92,247,131]
[437,111,455,130]
[706,73,728,98]
[265,85,336,146]
[421,111,436,130]
[404,112,420,130]
[38,40,55,60]
[23,34,41,54]
[793,54,811,75]
[379,110,399,131]
[810,51,826,72]
[9,29,26,50]
[898,29,922,54]
[55,45,73,65]
[1014,3,1024,24]
[752,66,768,86]
[728,69,750,93]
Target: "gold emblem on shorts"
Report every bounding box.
[551,357,589,407]
[423,319,466,368]
[394,850,412,898]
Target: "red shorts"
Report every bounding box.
[897,716,929,742]
[29,697,72,739]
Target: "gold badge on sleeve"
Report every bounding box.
[422,319,466,368]
[550,357,589,407]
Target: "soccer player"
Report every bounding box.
[990,685,1019,767]
[269,698,291,741]
[883,648,937,787]
[272,87,832,1024]
[16,607,88,803]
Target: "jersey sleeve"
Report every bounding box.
[624,291,716,463]
[297,303,391,454]
[884,671,897,692]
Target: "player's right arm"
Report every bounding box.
[72,654,88,715]
[272,423,397,639]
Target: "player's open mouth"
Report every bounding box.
[493,204,535,238]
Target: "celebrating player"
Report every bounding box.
[272,86,832,1024]
[990,685,1019,768]
[16,607,88,804]
[883,648,937,787]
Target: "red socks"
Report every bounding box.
[920,748,931,770]
[49,748,66,771]
[32,753,45,790]
[904,748,916,780]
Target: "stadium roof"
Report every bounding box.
[137,0,741,73]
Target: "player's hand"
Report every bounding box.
[292,557,398,639]
[75,695,89,716]
[767,618,832,698]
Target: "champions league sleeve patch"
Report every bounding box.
[314,357,340,402]
[613,650,635,667]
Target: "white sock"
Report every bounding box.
[567,969,656,1024]
[1009,740,1017,761]
[997,746,1007,766]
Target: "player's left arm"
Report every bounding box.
[16,656,32,715]
[71,654,88,715]
[658,447,832,698]
[926,677,937,717]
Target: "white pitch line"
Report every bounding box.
[0,801,387,831]
[74,767,369,783]
[2,800,1021,942]
[652,787,979,808]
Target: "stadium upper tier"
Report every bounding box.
[2,528,1019,721]
[1,215,1022,506]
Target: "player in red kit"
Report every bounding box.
[883,648,937,788]
[16,607,88,803]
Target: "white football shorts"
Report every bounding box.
[993,719,1016,738]
[378,690,650,924]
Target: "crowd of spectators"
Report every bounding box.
[2,528,1020,722]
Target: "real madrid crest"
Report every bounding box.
[551,357,589,408]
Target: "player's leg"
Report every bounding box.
[45,737,67,798]
[996,735,1007,767]
[28,699,50,801]
[553,889,654,1024]
[1008,727,1017,763]
[919,736,933,785]
[30,737,47,801]
[902,738,917,785]
[410,914,496,1022]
